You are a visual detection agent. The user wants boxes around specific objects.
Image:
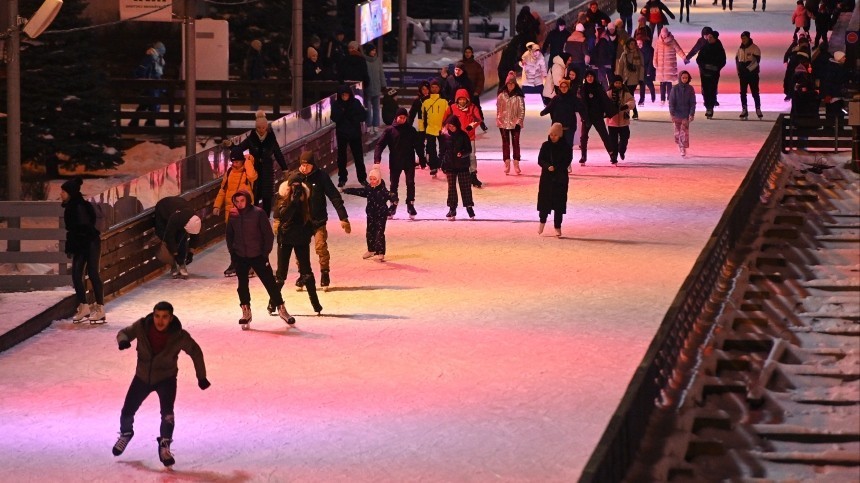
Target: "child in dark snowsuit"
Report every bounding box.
[439,116,476,220]
[343,167,393,261]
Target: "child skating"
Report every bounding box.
[439,116,475,220]
[343,167,393,261]
[667,70,696,157]
[113,301,210,467]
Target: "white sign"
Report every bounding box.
[119,0,173,22]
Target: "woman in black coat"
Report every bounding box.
[237,111,288,215]
[272,180,322,315]
[537,124,573,237]
[61,177,106,323]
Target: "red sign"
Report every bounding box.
[847,32,858,44]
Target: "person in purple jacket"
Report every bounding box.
[667,71,696,157]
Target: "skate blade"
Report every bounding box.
[240,323,250,330]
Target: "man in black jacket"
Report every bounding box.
[331,85,369,187]
[542,19,569,60]
[337,41,369,86]
[237,111,288,215]
[696,30,727,118]
[374,107,427,219]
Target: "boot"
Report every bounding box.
[446,208,456,220]
[223,263,236,277]
[320,269,330,288]
[112,431,134,456]
[406,203,417,219]
[504,159,511,174]
[756,108,763,119]
[470,171,483,188]
[554,227,562,237]
[89,304,106,324]
[388,202,398,219]
[513,159,521,174]
[278,304,296,326]
[72,303,90,323]
[538,223,545,235]
[303,274,323,314]
[295,274,305,289]
[739,108,748,119]
[239,304,252,330]
[362,251,375,259]
[157,437,175,467]
[466,207,475,219]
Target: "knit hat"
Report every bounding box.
[740,31,751,38]
[575,23,585,33]
[368,166,382,181]
[833,51,846,63]
[395,107,409,118]
[364,43,376,55]
[548,122,563,138]
[230,146,246,161]
[504,70,518,85]
[299,150,315,166]
[454,61,466,70]
[61,177,83,196]
[557,18,566,26]
[184,215,202,235]
[429,78,441,88]
[701,27,713,36]
[348,40,360,51]
[711,30,720,39]
[612,74,624,83]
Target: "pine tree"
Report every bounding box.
[0,0,123,176]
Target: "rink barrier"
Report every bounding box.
[579,120,785,482]
[0,201,68,291]
[781,112,854,153]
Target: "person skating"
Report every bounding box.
[537,123,573,237]
[540,77,581,161]
[637,38,656,107]
[226,189,294,329]
[374,107,427,219]
[112,301,209,467]
[577,70,614,166]
[735,31,763,120]
[343,167,393,261]
[273,180,323,315]
[443,62,474,106]
[696,30,726,119]
[461,46,489,131]
[643,0,675,39]
[541,18,569,60]
[520,42,547,98]
[61,177,106,324]
[288,151,351,293]
[439,116,475,220]
[421,80,450,178]
[213,146,258,277]
[615,38,644,120]
[668,71,697,157]
[443,88,484,188]
[496,71,526,175]
[606,75,636,164]
[236,111,288,215]
[331,85,369,188]
[406,80,431,166]
[654,28,686,107]
[154,196,202,279]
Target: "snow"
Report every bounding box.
[1,0,855,480]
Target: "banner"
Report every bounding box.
[119,0,173,22]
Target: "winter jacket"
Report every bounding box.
[639,42,656,79]
[540,89,580,129]
[735,41,762,78]
[444,73,474,104]
[342,181,392,219]
[303,58,325,81]
[439,118,472,173]
[668,74,696,119]
[374,122,426,170]
[237,126,288,202]
[154,196,195,255]
[654,31,686,83]
[213,157,258,221]
[644,0,675,25]
[274,182,315,246]
[606,86,636,127]
[819,58,846,100]
[591,35,617,67]
[496,89,526,130]
[116,314,207,386]
[584,8,611,41]
[579,79,612,121]
[421,94,449,137]
[461,57,486,94]
[615,45,645,85]
[520,50,547,88]
[792,5,810,28]
[288,165,349,229]
[537,137,572,214]
[364,54,386,97]
[63,194,100,256]
[542,26,569,59]
[444,89,483,141]
[407,82,430,131]
[338,51,369,86]
[226,190,274,259]
[564,31,590,64]
[618,0,638,16]
[696,40,727,78]
[331,85,367,140]
[543,54,569,99]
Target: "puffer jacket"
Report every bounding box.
[668,72,697,119]
[736,41,761,78]
[226,190,274,259]
[116,314,207,385]
[496,89,526,129]
[520,50,547,87]
[654,31,686,83]
[274,182,314,246]
[289,165,349,229]
[543,54,568,99]
[443,89,483,141]
[213,156,257,221]
[564,31,590,64]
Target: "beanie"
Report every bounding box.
[549,122,563,138]
[230,146,245,161]
[184,215,202,235]
[833,51,846,63]
[299,151,315,165]
[504,70,518,85]
[395,107,409,118]
[368,166,382,181]
[429,78,441,88]
[741,31,751,38]
[61,177,83,196]
[575,23,585,33]
[612,74,624,83]
[701,26,713,36]
[348,41,359,51]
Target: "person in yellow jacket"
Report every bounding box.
[213,145,257,276]
[420,79,450,178]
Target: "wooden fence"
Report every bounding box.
[0,202,68,291]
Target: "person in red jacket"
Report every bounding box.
[443,88,484,188]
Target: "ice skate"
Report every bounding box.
[223,263,236,277]
[170,263,180,278]
[470,171,483,188]
[239,304,252,330]
[446,208,456,221]
[112,431,133,456]
[739,108,748,120]
[756,108,763,119]
[579,157,587,166]
[406,203,417,220]
[504,159,511,175]
[320,270,330,292]
[295,274,305,291]
[375,253,386,262]
[538,223,545,235]
[157,437,175,467]
[89,303,106,324]
[554,228,562,237]
[680,146,687,157]
[267,302,277,316]
[72,303,90,324]
[278,304,296,326]
[362,250,375,259]
[513,159,521,175]
[705,109,714,119]
[388,202,398,219]
[466,207,475,219]
[429,169,438,178]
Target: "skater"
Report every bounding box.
[226,189,294,329]
[61,177,106,324]
[443,62,474,106]
[520,42,547,99]
[236,111,288,215]
[541,18,569,61]
[288,151,351,293]
[407,80,431,166]
[374,107,426,219]
[679,0,692,23]
[606,75,636,164]
[443,88,484,188]
[421,79,450,178]
[273,180,323,315]
[440,116,475,220]
[496,71,526,175]
[618,0,638,34]
[735,31,763,120]
[213,146,258,277]
[540,78,580,158]
[577,70,615,165]
[615,38,644,120]
[564,23,590,81]
[537,123,573,237]
[668,70,697,157]
[331,85,369,188]
[154,196,202,280]
[637,38,656,107]
[792,1,811,39]
[683,26,711,66]
[343,166,393,261]
[654,28,686,106]
[112,301,210,467]
[696,30,726,119]
[643,0,675,40]
[461,46,489,131]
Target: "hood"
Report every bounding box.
[336,85,353,100]
[566,31,586,42]
[231,189,253,207]
[455,88,470,102]
[553,53,570,67]
[660,30,675,43]
[445,115,462,130]
[678,70,692,83]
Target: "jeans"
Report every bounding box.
[365,95,381,127]
[71,239,104,305]
[336,133,368,184]
[120,376,176,438]
[235,255,283,306]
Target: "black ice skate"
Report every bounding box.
[739,108,748,120]
[295,274,305,291]
[112,431,134,456]
[446,208,456,221]
[406,203,417,219]
[388,202,398,219]
[223,264,236,277]
[157,437,175,467]
[470,171,483,188]
[466,207,475,219]
[320,270,330,291]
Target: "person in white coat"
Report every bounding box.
[520,42,547,98]
[496,71,527,175]
[542,52,571,105]
[653,27,687,105]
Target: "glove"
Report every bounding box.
[118,340,131,351]
[341,220,352,234]
[683,59,690,65]
[198,378,211,390]
[212,207,220,217]
[465,124,473,131]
